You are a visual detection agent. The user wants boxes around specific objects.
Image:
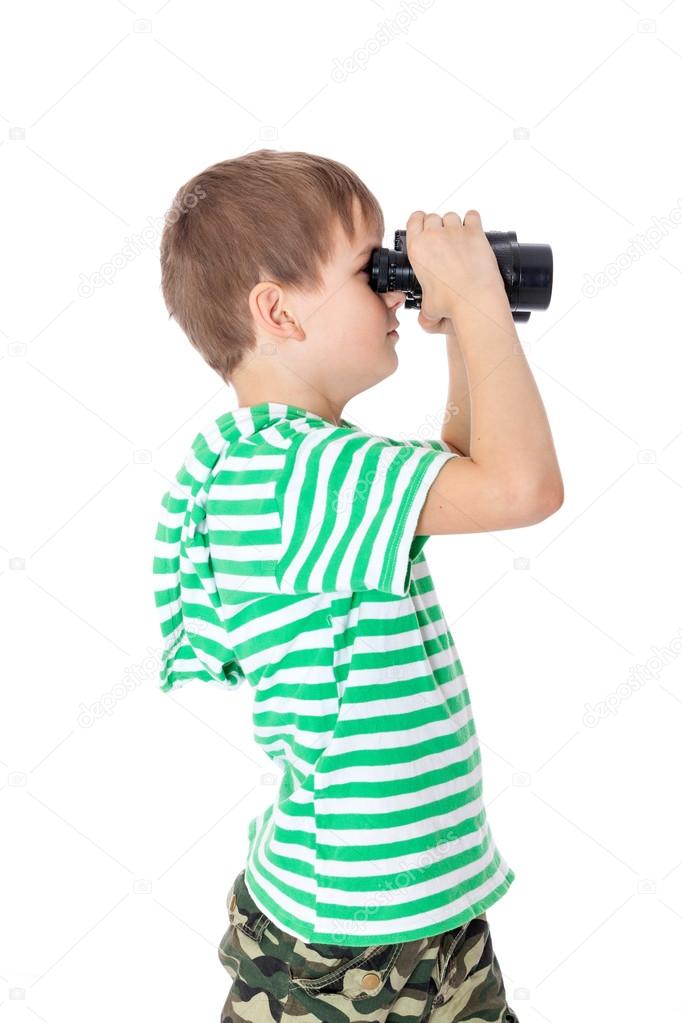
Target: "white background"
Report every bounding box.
[2,1,682,1020]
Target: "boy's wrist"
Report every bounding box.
[445,283,512,332]
[447,294,517,349]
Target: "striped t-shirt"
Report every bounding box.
[152,400,515,946]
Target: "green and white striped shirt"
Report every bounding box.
[152,401,515,945]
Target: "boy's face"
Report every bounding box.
[292,200,405,394]
[245,196,405,406]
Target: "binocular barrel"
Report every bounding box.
[367,228,553,323]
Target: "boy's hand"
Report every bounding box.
[417,310,456,336]
[405,210,505,322]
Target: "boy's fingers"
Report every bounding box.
[406,210,426,240]
[418,311,445,332]
[442,211,462,227]
[463,209,481,227]
[423,212,445,230]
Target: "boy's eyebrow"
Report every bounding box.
[354,240,382,262]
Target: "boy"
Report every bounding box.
[152,150,563,1022]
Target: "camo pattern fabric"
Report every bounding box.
[218,869,520,1023]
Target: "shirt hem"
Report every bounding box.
[243,864,516,947]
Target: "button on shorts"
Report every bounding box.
[218,868,520,1023]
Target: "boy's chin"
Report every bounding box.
[381,347,399,376]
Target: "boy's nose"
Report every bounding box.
[383,291,406,311]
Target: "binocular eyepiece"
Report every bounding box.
[364,229,553,323]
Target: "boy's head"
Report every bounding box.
[160,149,405,414]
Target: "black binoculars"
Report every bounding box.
[364,228,553,322]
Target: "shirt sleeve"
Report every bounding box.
[273,426,459,597]
[401,437,462,454]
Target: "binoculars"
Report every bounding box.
[364,228,553,322]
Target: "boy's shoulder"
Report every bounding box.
[207,398,460,458]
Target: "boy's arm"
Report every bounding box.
[408,208,562,499]
[441,333,471,457]
[450,288,563,497]
[415,311,471,457]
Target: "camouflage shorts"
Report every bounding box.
[218,869,520,1023]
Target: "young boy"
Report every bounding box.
[152,150,563,1023]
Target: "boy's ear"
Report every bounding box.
[248,282,304,340]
